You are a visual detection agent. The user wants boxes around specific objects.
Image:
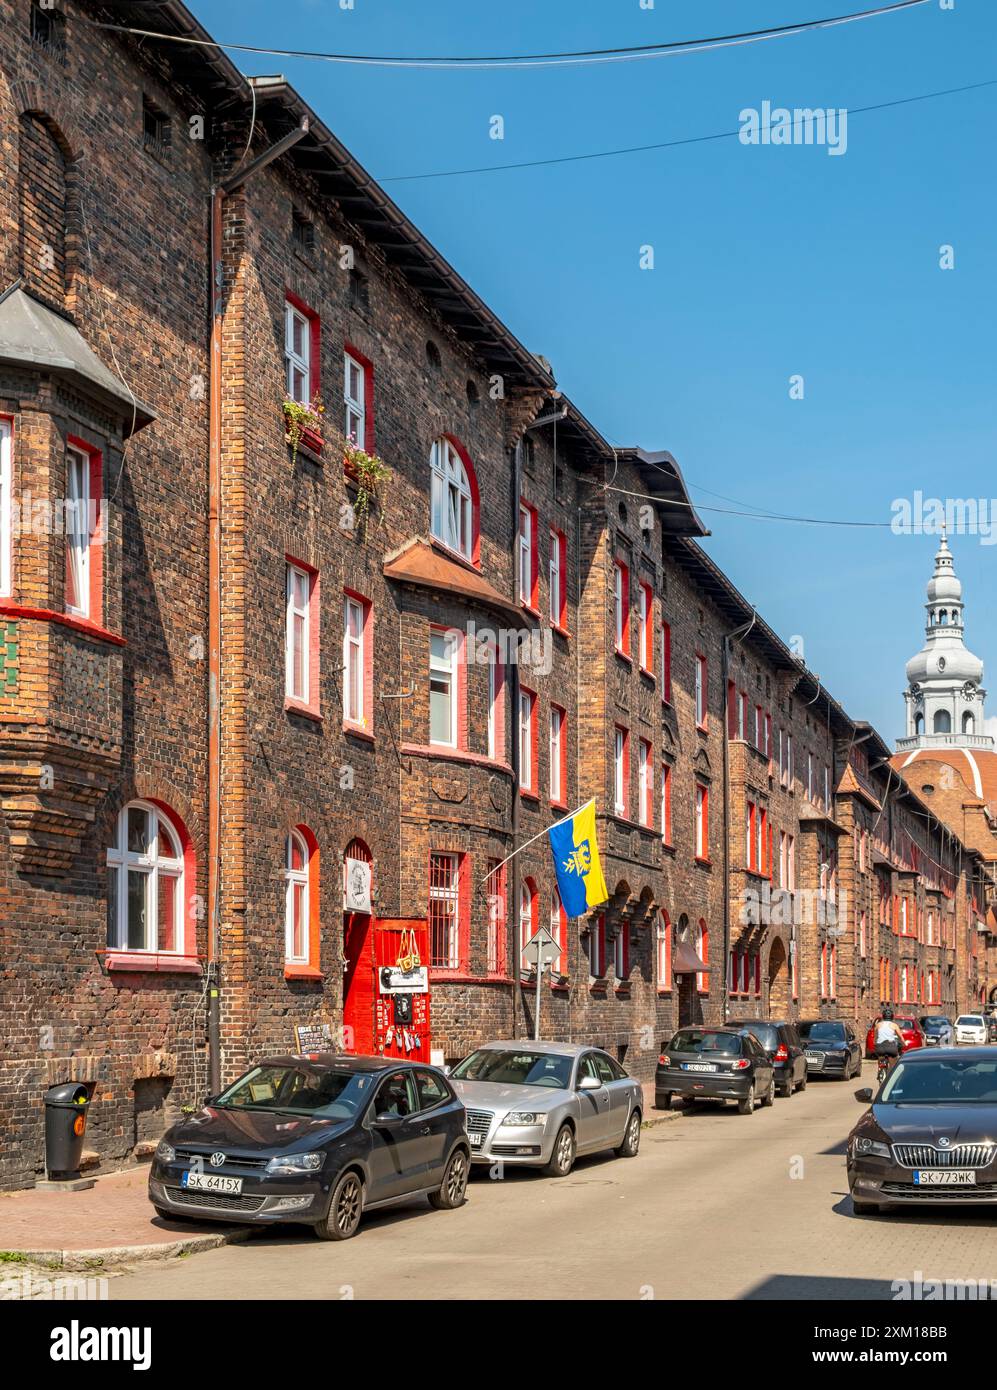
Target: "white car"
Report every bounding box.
[954,1014,988,1045]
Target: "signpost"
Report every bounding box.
[523,925,560,1041]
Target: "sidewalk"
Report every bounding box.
[0,1095,674,1269]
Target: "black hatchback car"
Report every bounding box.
[798,1019,862,1080]
[728,1018,807,1098]
[149,1055,470,1240]
[656,1027,775,1114]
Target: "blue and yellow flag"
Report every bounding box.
[548,800,609,918]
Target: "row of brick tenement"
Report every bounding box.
[0,0,994,1189]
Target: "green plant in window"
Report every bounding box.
[340,434,390,541]
[283,393,325,464]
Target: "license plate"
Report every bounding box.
[682,1063,718,1072]
[913,1170,976,1186]
[805,1052,824,1066]
[468,1133,483,1148]
[182,1171,243,1194]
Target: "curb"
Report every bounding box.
[11,1226,254,1271]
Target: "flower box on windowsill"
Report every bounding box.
[284,963,324,981]
[104,951,203,975]
[285,424,324,460]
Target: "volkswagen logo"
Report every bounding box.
[939,1137,951,1147]
[210,1152,227,1168]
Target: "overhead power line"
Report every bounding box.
[381,77,997,182]
[91,1,929,71]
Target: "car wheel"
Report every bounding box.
[315,1170,364,1241]
[778,1078,793,1099]
[615,1109,642,1158]
[429,1148,469,1210]
[657,1093,672,1111]
[737,1084,756,1115]
[762,1078,775,1107]
[797,1070,807,1092]
[545,1123,576,1177]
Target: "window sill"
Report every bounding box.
[639,665,655,682]
[550,799,568,813]
[614,985,632,999]
[520,601,541,620]
[551,623,571,640]
[662,839,675,853]
[695,856,712,868]
[429,536,479,574]
[285,423,324,460]
[656,988,673,997]
[284,963,324,981]
[344,722,375,743]
[520,789,540,804]
[429,969,476,983]
[105,952,202,974]
[285,698,322,723]
[401,743,512,775]
[0,604,126,647]
[697,723,709,735]
[614,648,632,666]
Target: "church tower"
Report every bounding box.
[899,531,993,751]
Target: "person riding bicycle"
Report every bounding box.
[874,1007,904,1074]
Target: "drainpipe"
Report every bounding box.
[721,613,756,1023]
[510,440,522,1039]
[205,116,310,1095]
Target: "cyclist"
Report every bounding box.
[874,1006,904,1081]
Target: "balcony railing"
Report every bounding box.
[896,733,996,751]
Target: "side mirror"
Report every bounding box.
[578,1075,602,1091]
[854,1088,873,1104]
[442,1065,452,1076]
[374,1111,402,1127]
[203,1093,217,1107]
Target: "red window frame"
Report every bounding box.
[65,435,104,626]
[343,340,375,456]
[638,580,653,673]
[696,919,709,994]
[589,913,607,979]
[519,876,540,972]
[614,921,630,984]
[429,623,467,751]
[614,725,630,819]
[549,702,567,809]
[428,849,470,974]
[695,780,709,862]
[342,587,373,735]
[549,526,568,632]
[661,762,673,845]
[284,823,322,979]
[519,684,538,797]
[518,500,539,612]
[638,738,653,827]
[285,554,320,719]
[285,291,321,419]
[486,859,507,977]
[613,557,630,658]
[657,910,671,992]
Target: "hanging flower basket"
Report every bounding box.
[284,394,325,463]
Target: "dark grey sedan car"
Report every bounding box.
[656,1027,775,1113]
[798,1019,862,1080]
[148,1055,470,1240]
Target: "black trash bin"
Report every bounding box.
[43,1081,95,1180]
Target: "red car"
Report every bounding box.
[865,1015,926,1057]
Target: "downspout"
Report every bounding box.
[510,441,522,1039]
[721,611,756,1023]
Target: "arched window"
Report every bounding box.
[549,888,566,976]
[657,910,671,991]
[107,801,185,954]
[284,826,319,972]
[696,918,709,994]
[430,437,476,561]
[933,709,951,734]
[519,877,538,970]
[963,711,975,735]
[914,712,924,736]
[343,836,372,914]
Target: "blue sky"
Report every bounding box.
[194,0,997,740]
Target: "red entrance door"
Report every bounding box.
[373,918,431,1064]
[343,911,376,1055]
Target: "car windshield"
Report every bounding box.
[799,1022,845,1043]
[957,1017,984,1027]
[670,1030,741,1056]
[881,1057,997,1105]
[215,1064,373,1119]
[920,1018,949,1031]
[730,1023,778,1049]
[450,1049,573,1088]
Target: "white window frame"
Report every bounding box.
[284,829,310,964]
[614,561,625,650]
[518,688,534,791]
[614,728,626,816]
[549,527,562,626]
[0,419,11,598]
[660,763,671,843]
[657,914,670,989]
[518,504,533,605]
[65,444,91,618]
[695,655,707,727]
[430,629,458,749]
[106,802,184,954]
[695,783,707,858]
[285,563,311,703]
[429,852,460,970]
[487,650,502,761]
[549,889,564,975]
[638,583,651,670]
[344,351,365,447]
[430,438,472,560]
[519,882,535,969]
[549,705,563,803]
[285,302,311,404]
[638,739,652,827]
[343,594,364,725]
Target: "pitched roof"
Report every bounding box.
[383,538,531,627]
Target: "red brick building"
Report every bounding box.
[0,0,992,1190]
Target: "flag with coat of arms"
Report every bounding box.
[547,799,609,918]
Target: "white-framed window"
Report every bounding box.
[613,559,629,652]
[285,301,311,403]
[519,687,535,791]
[549,527,562,626]
[785,733,793,789]
[638,738,652,827]
[344,351,365,446]
[695,782,708,859]
[106,802,184,954]
[0,419,11,597]
[657,912,671,990]
[285,563,312,703]
[807,751,814,801]
[519,881,536,970]
[343,594,365,725]
[429,851,460,969]
[859,909,867,958]
[549,705,564,804]
[65,444,91,617]
[549,888,564,975]
[638,583,651,670]
[695,654,707,727]
[518,504,533,605]
[660,763,672,843]
[487,650,503,761]
[614,727,627,816]
[430,437,473,560]
[285,829,310,963]
[430,629,458,747]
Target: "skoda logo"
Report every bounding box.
[938,1137,951,1147]
[210,1152,227,1167]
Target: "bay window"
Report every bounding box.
[430,629,459,747]
[429,851,461,970]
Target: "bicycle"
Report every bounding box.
[875,1047,903,1086]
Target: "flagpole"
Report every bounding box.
[479,798,596,887]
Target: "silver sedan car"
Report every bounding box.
[448,1041,643,1176]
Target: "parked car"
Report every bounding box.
[798,1019,862,1080]
[656,1027,775,1114]
[919,1015,954,1048]
[986,1012,997,1043]
[848,1046,997,1213]
[148,1055,470,1240]
[955,1014,988,1045]
[864,1015,926,1057]
[448,1042,642,1176]
[727,1018,807,1097]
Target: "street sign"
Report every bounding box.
[523,925,559,968]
